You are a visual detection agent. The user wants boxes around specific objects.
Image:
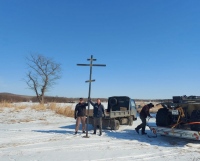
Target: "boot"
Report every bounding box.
[141,127,146,135]
[135,125,141,134]
[141,129,147,135]
[135,128,139,134]
[93,131,96,135]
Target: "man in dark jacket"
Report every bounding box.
[135,103,154,135]
[90,98,105,136]
[74,98,88,134]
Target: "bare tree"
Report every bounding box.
[25,54,61,104]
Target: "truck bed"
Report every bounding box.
[86,109,131,118]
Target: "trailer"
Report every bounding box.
[148,123,200,140]
[147,95,200,140]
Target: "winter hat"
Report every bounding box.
[148,103,154,108]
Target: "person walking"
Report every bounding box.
[135,103,154,135]
[90,98,105,136]
[74,98,88,135]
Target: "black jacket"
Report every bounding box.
[90,101,105,118]
[74,102,88,118]
[140,105,150,118]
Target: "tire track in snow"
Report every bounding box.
[0,139,149,156]
[0,127,68,144]
[89,150,180,161]
[0,131,65,150]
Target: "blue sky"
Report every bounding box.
[0,0,200,99]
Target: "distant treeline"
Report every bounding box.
[0,93,171,103]
[134,99,172,103]
[31,97,108,103]
[0,93,28,102]
[0,93,108,103]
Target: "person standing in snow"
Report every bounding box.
[135,103,154,135]
[74,98,88,134]
[89,98,105,136]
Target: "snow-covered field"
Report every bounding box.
[0,103,200,161]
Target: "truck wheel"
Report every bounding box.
[156,108,172,126]
[190,110,200,131]
[128,116,133,126]
[111,120,120,130]
[120,118,128,125]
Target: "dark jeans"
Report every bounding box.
[136,115,146,133]
[93,117,102,134]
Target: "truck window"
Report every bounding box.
[107,97,129,111]
[130,99,136,109]
[118,98,129,107]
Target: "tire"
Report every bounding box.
[190,110,200,131]
[109,98,117,106]
[111,119,120,130]
[156,108,172,126]
[128,116,133,126]
[119,118,128,125]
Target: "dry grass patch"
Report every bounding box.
[0,101,28,111]
[0,108,3,112]
[14,105,27,112]
[47,103,57,111]
[31,104,47,111]
[47,103,74,117]
[0,101,13,108]
[55,106,74,117]
[18,119,34,123]
[39,118,46,121]
[10,119,17,123]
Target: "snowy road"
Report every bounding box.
[0,107,200,161]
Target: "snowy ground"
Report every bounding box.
[0,103,200,161]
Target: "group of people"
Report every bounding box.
[74,98,105,136]
[74,98,154,136]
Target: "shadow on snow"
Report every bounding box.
[32,124,94,135]
[104,127,199,148]
[32,123,199,148]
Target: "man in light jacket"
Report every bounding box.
[90,98,105,136]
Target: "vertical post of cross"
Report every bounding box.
[86,55,95,138]
[77,55,106,138]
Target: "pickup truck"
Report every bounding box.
[87,96,137,130]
